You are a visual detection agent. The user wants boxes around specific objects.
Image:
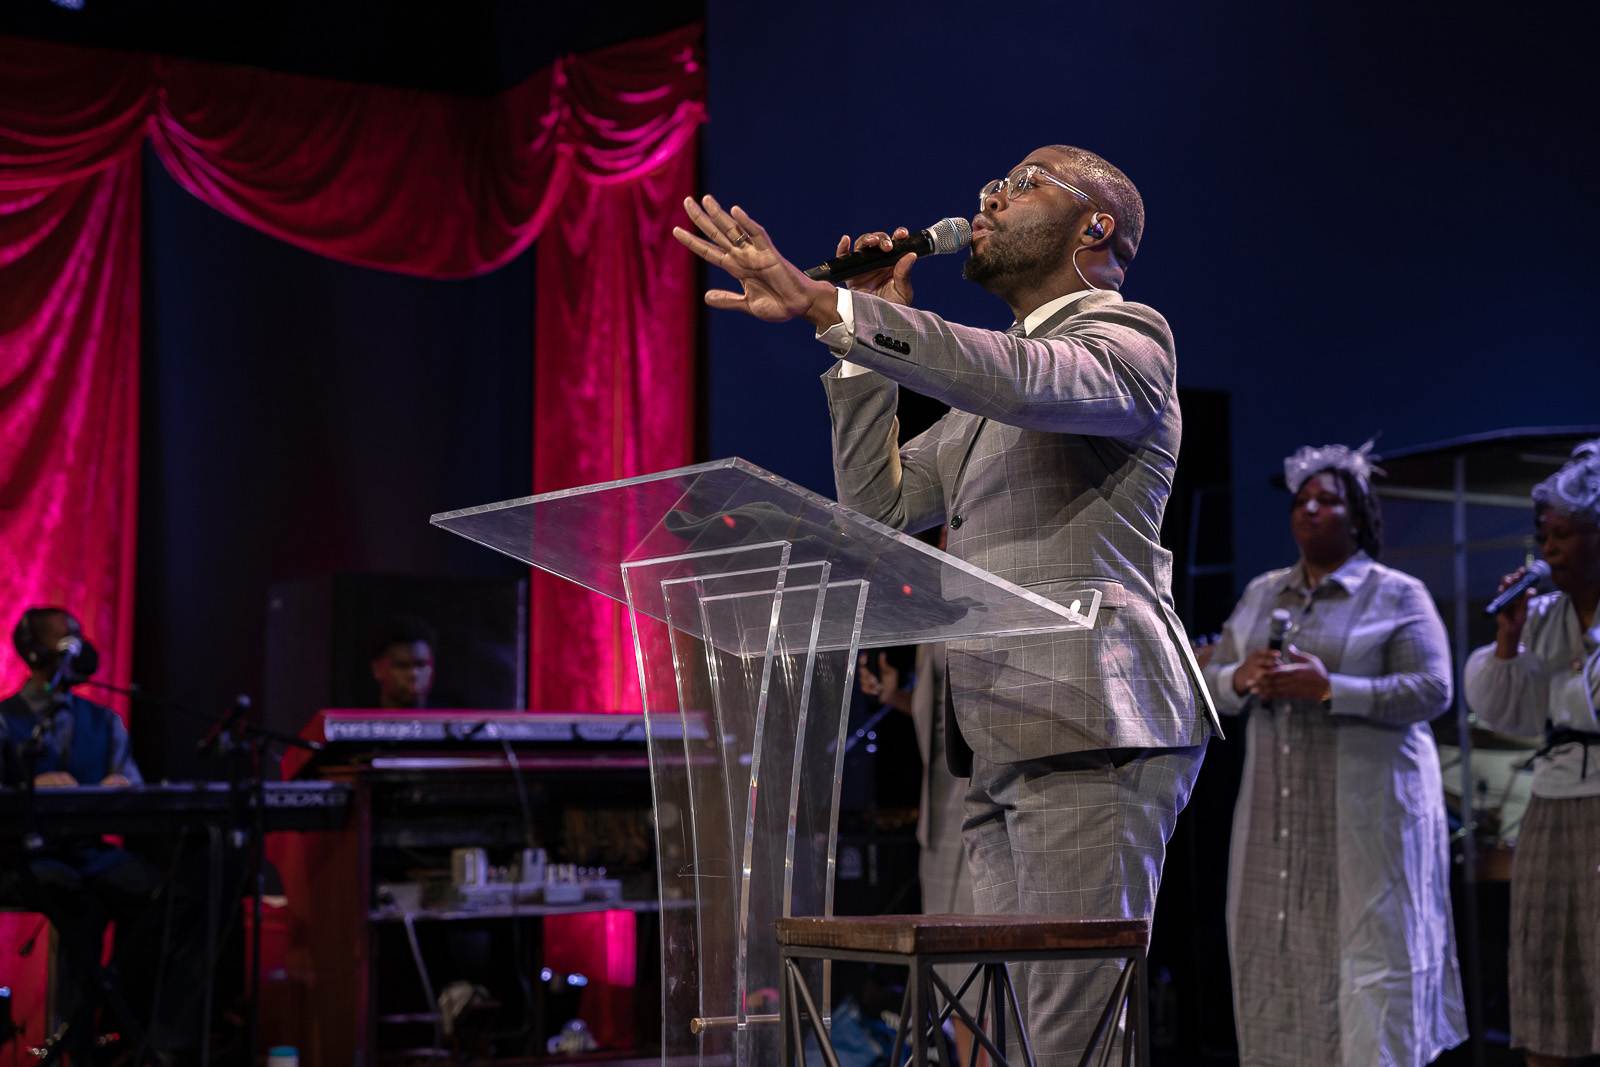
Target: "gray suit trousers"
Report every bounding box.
[964,744,1205,1065]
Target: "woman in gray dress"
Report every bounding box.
[1203,442,1466,1066]
[1465,439,1600,1066]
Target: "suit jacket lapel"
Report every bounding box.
[947,411,987,516]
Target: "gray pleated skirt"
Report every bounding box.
[1509,792,1600,1057]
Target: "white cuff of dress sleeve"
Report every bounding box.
[1213,664,1244,714]
[816,287,859,365]
[1327,673,1375,718]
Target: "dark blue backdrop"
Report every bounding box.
[703,0,1598,582]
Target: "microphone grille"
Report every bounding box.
[926,216,972,255]
[1267,608,1293,637]
[55,635,83,656]
[1527,559,1552,579]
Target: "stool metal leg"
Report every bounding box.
[786,959,842,1067]
[889,975,912,1067]
[970,964,993,1067]
[1000,961,1037,1067]
[926,964,984,1044]
[991,964,1008,1066]
[1078,958,1137,1067]
[780,954,794,1067]
[927,967,1013,1067]
[909,963,928,1067]
[1128,952,1148,1067]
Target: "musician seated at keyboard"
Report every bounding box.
[370,614,437,708]
[0,607,139,790]
[0,606,203,1062]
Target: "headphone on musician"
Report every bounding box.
[1084,214,1107,242]
[12,606,96,684]
[13,607,58,666]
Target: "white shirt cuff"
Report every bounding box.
[1213,664,1244,714]
[815,288,862,370]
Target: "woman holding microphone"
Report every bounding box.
[1203,440,1466,1066]
[1465,439,1600,1066]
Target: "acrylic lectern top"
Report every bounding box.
[431,458,1097,650]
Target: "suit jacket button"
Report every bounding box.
[949,514,964,529]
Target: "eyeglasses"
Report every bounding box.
[978,164,1099,208]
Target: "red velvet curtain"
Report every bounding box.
[532,148,699,710]
[0,40,150,707]
[0,41,151,1047]
[0,157,144,703]
[145,31,705,277]
[0,26,703,702]
[0,27,703,1045]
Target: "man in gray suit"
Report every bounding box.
[674,144,1220,1062]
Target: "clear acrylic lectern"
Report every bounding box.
[432,458,1099,1065]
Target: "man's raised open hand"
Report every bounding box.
[672,196,840,328]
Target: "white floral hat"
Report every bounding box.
[1532,439,1600,525]
[1283,437,1384,494]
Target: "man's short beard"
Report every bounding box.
[962,213,1073,290]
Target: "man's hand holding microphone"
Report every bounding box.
[828,226,918,306]
[671,196,963,324]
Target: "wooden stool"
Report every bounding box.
[775,914,1150,1067]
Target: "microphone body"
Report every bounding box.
[1484,560,1550,616]
[804,217,972,282]
[46,635,96,692]
[1257,609,1294,714]
[1266,609,1293,656]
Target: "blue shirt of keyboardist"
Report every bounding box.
[0,687,143,787]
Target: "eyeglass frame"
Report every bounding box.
[978,164,1101,210]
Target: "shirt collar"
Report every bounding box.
[1020,289,1097,336]
[1280,550,1377,595]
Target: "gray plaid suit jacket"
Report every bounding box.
[823,289,1221,762]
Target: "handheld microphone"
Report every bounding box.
[1266,609,1293,655]
[1245,609,1294,715]
[1484,560,1551,616]
[804,217,972,282]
